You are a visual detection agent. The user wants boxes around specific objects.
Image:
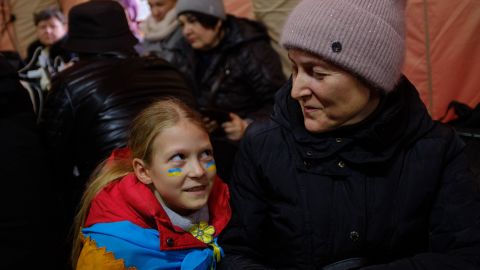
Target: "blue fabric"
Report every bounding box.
[82,221,216,270]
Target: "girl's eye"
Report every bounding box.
[170,154,185,162]
[200,150,213,160]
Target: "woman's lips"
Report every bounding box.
[303,105,320,114]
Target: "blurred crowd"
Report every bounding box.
[1,0,479,270]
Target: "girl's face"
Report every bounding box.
[148,0,176,22]
[289,49,380,133]
[178,14,222,50]
[135,120,216,216]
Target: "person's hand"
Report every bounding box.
[222,113,250,141]
[203,117,219,133]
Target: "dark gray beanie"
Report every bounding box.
[281,0,406,92]
[176,0,226,20]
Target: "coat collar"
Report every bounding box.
[84,173,231,250]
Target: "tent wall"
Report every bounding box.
[404,0,480,120]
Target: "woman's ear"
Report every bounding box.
[133,158,152,184]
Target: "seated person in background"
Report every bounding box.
[161,0,286,180]
[219,0,480,269]
[23,6,74,84]
[72,99,231,270]
[140,0,180,56]
[40,1,195,265]
[112,0,143,42]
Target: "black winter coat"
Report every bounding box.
[161,15,286,120]
[219,78,480,269]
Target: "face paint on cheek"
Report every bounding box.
[205,161,216,172]
[167,168,182,177]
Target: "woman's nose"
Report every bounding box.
[182,24,191,36]
[291,73,311,100]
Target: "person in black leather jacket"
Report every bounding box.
[40,2,195,262]
[218,1,480,269]
[161,0,285,180]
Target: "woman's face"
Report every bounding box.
[148,0,176,22]
[289,49,380,133]
[178,14,222,50]
[135,120,216,216]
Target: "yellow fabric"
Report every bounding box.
[189,221,215,244]
[189,221,222,265]
[76,236,136,270]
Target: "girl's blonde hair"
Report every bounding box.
[71,98,204,267]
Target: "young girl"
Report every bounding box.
[72,99,231,269]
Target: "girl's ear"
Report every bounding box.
[133,158,152,184]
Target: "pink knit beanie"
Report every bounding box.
[281,0,406,92]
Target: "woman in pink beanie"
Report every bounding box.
[218,0,480,269]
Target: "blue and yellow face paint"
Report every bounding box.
[167,168,182,177]
[205,161,216,172]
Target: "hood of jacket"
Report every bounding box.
[271,77,436,168]
[220,15,270,51]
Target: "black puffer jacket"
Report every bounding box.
[41,55,194,215]
[161,15,286,119]
[219,77,480,269]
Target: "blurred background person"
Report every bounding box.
[113,0,143,40]
[22,6,75,91]
[140,0,181,56]
[161,0,286,181]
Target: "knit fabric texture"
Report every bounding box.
[281,0,406,92]
[176,0,226,20]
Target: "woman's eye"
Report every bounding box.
[312,67,327,79]
[313,72,325,80]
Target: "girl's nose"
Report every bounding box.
[188,159,206,178]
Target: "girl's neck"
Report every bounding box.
[154,190,209,231]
